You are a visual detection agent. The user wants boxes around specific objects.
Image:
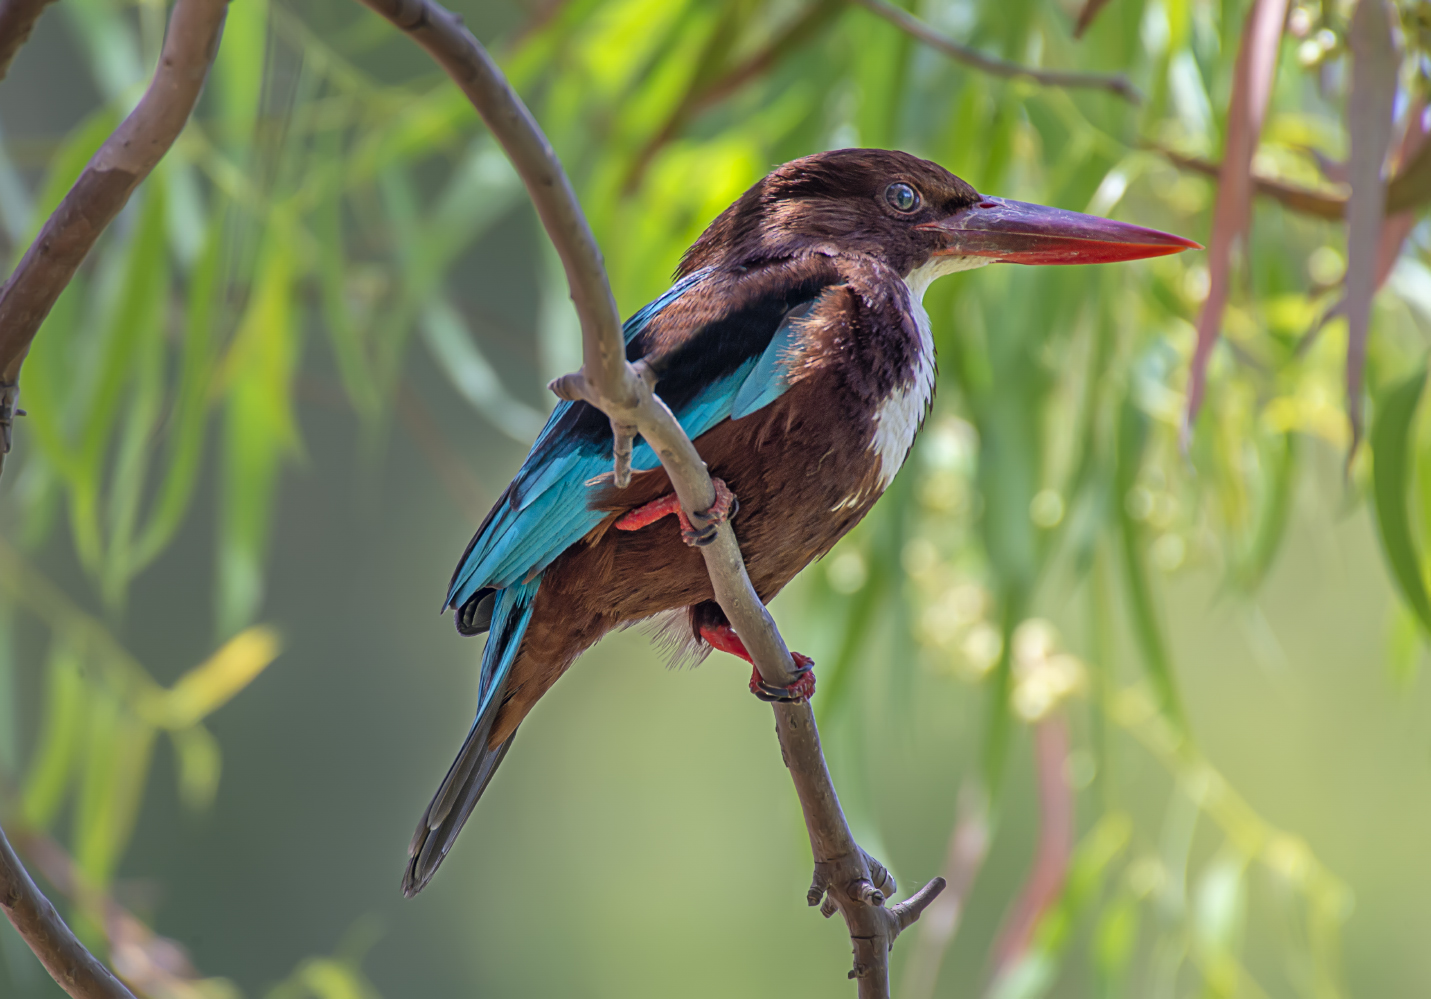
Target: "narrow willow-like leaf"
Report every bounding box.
[20,640,87,830]
[1115,398,1186,730]
[102,244,170,607]
[130,212,225,570]
[68,183,169,577]
[75,690,156,886]
[158,626,281,729]
[169,723,223,813]
[212,0,269,149]
[1093,890,1141,990]
[218,230,299,637]
[1232,432,1296,593]
[1370,367,1431,637]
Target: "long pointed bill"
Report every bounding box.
[923,196,1201,264]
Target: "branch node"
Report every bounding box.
[547,371,589,402]
[850,879,886,908]
[820,894,839,919]
[861,848,896,897]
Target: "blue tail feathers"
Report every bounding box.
[404,578,541,895]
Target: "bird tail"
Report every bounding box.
[402,718,518,896]
[403,580,539,896]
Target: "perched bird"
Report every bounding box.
[403,148,1196,895]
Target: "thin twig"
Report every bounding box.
[356,1,945,993]
[0,821,138,999]
[0,0,229,477]
[1153,145,1346,220]
[851,0,1141,103]
[0,0,59,80]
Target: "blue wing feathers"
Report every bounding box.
[472,575,542,725]
[447,269,818,615]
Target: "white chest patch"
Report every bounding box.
[870,255,987,489]
[870,296,936,489]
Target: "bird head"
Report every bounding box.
[680,148,1198,282]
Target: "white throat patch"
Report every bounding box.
[869,256,985,489]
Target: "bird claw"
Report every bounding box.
[749,652,815,702]
[614,477,738,547]
[698,623,817,702]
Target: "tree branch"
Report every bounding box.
[0,0,58,81]
[1152,145,1346,220]
[355,0,945,992]
[0,0,229,477]
[850,0,1141,103]
[0,821,138,999]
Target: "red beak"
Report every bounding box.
[923,196,1201,265]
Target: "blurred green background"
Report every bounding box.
[1,0,1430,996]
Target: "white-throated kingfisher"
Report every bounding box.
[403,148,1197,895]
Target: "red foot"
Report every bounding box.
[615,478,737,546]
[698,623,816,702]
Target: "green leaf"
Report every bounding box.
[212,0,270,150]
[217,227,300,637]
[66,181,170,578]
[20,640,87,830]
[1371,366,1431,637]
[1115,396,1187,732]
[169,724,222,813]
[129,213,224,571]
[1231,432,1297,593]
[74,686,156,886]
[1093,891,1141,990]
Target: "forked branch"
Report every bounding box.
[356,0,945,993]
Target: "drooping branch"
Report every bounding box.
[355,1,945,993]
[850,0,1141,103]
[0,821,138,999]
[0,0,59,80]
[0,0,229,476]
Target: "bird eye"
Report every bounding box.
[884,182,920,213]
